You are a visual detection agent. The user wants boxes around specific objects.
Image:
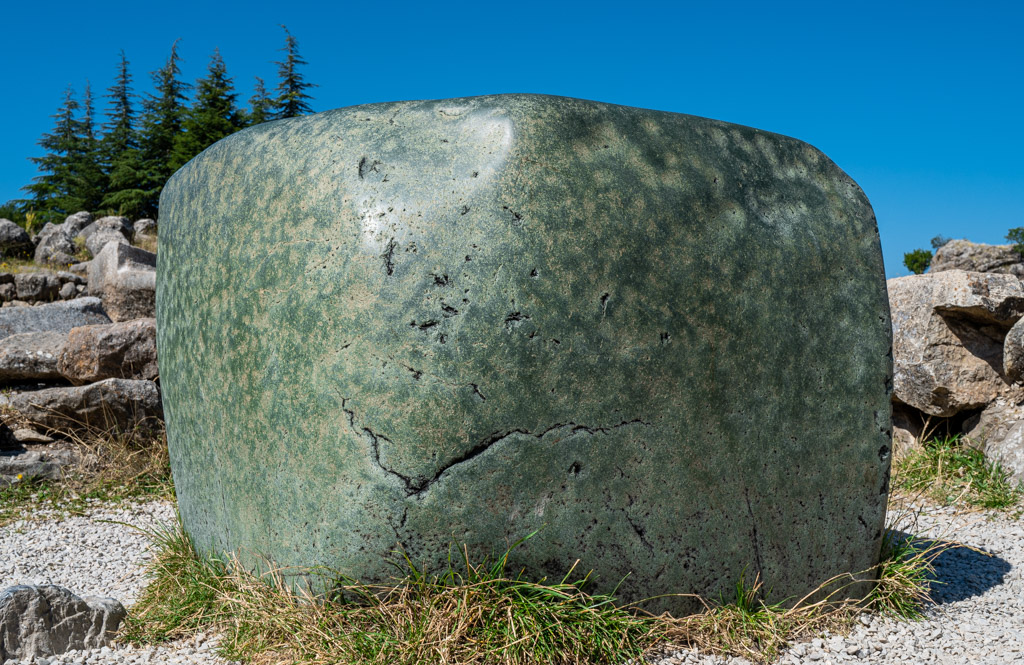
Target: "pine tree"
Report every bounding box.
[23,86,81,222]
[246,76,273,126]
[171,48,243,170]
[100,51,147,217]
[136,40,191,216]
[71,82,107,212]
[272,26,316,119]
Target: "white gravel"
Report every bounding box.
[1,500,1021,664]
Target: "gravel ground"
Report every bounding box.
[1,500,1021,664]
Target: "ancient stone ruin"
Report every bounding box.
[158,94,891,614]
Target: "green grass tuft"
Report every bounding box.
[124,523,658,665]
[894,434,1023,510]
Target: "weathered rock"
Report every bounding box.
[58,282,77,300]
[0,297,110,341]
[84,229,129,257]
[88,242,155,322]
[68,261,91,277]
[56,271,86,286]
[134,218,157,236]
[12,428,54,444]
[0,331,66,381]
[889,270,1024,417]
[59,318,158,384]
[963,399,1024,450]
[0,446,76,487]
[158,95,892,613]
[1004,316,1024,383]
[62,211,93,237]
[0,283,14,302]
[0,585,125,660]
[892,404,924,458]
[0,422,17,450]
[14,272,61,302]
[931,239,1024,276]
[0,219,33,259]
[33,223,77,266]
[963,400,1024,486]
[79,214,132,239]
[0,378,162,433]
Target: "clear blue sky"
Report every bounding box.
[1,0,1021,278]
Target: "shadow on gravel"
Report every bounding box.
[892,530,1012,604]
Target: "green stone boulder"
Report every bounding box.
[157,94,891,614]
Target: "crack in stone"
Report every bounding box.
[744,487,764,582]
[407,419,651,499]
[341,399,649,500]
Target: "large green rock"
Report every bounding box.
[157,94,891,614]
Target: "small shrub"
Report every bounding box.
[903,249,932,275]
[1006,227,1024,258]
[929,235,951,250]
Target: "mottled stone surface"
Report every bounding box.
[157,94,891,613]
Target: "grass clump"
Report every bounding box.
[894,433,1023,509]
[123,512,948,665]
[124,524,658,665]
[0,420,173,525]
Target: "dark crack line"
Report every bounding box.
[342,403,417,494]
[744,488,764,582]
[342,394,649,500]
[408,419,650,499]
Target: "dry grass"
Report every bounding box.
[0,417,173,525]
[133,234,158,254]
[120,503,950,665]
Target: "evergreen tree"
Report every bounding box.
[72,82,107,212]
[100,51,147,216]
[136,40,191,216]
[171,48,243,170]
[23,86,82,222]
[272,26,316,119]
[246,76,273,126]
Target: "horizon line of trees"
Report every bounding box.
[1,25,316,229]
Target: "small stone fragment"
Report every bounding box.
[0,585,125,660]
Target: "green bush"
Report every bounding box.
[1006,228,1024,258]
[903,249,932,275]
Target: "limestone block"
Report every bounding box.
[157,94,891,614]
[888,270,1024,417]
[87,242,156,322]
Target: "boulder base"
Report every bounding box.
[158,94,891,614]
